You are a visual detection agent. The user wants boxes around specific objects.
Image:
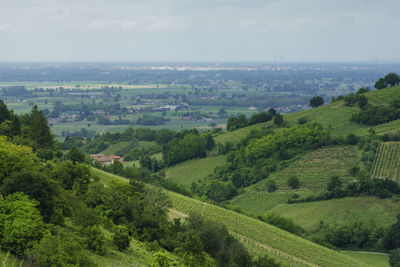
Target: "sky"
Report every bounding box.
[0,0,399,62]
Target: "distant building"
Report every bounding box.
[90,154,124,165]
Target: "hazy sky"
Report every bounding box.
[0,0,399,62]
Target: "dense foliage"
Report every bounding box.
[226,109,279,131]
[375,73,400,89]
[193,123,331,202]
[309,96,324,108]
[0,102,278,266]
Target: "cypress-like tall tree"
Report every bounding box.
[30,105,53,148]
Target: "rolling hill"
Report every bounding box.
[92,168,368,267]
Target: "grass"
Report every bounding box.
[284,102,369,136]
[165,155,226,187]
[0,251,20,267]
[101,141,130,155]
[342,251,389,267]
[371,142,400,182]
[268,197,399,232]
[86,227,155,267]
[91,167,368,267]
[366,85,400,106]
[214,123,265,144]
[228,146,361,214]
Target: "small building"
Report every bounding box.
[90,153,124,165]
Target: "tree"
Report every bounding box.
[346,133,358,145]
[309,96,324,108]
[29,230,92,266]
[384,214,400,250]
[1,170,56,222]
[30,105,54,149]
[297,117,307,125]
[389,249,400,267]
[85,226,106,255]
[53,161,91,195]
[327,176,342,191]
[0,100,11,124]
[273,113,283,126]
[253,255,281,267]
[266,180,277,192]
[385,73,400,87]
[358,95,368,108]
[66,146,85,164]
[113,225,130,251]
[0,136,36,184]
[287,176,300,189]
[0,193,47,255]
[375,78,387,89]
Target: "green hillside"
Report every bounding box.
[371,142,400,182]
[165,155,226,187]
[366,85,400,105]
[342,251,390,267]
[227,146,362,213]
[211,85,400,144]
[92,168,368,267]
[101,141,130,155]
[268,197,399,232]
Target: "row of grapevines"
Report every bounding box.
[167,191,368,267]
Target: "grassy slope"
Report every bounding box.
[91,168,368,267]
[165,155,226,187]
[371,142,400,182]
[228,146,361,213]
[0,229,156,267]
[342,251,389,267]
[87,227,155,266]
[212,85,400,145]
[269,197,399,231]
[102,141,130,155]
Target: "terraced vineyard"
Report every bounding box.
[92,168,368,267]
[371,142,400,182]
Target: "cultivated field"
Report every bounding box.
[92,168,368,267]
[228,146,361,214]
[165,155,226,187]
[371,142,400,182]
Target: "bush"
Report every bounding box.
[113,225,130,251]
[28,230,93,267]
[85,226,106,255]
[297,117,307,125]
[259,213,304,236]
[266,180,277,192]
[309,96,324,108]
[390,249,400,267]
[287,176,300,189]
[346,133,358,145]
[273,114,284,125]
[0,193,47,255]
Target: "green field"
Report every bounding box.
[91,168,368,267]
[101,141,130,155]
[342,251,389,267]
[268,197,399,231]
[371,142,400,182]
[165,155,226,187]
